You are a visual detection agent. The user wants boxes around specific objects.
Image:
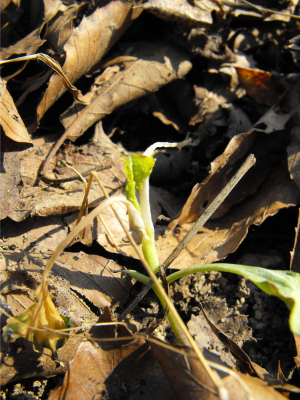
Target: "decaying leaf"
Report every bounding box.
[235,67,281,106]
[0,128,125,221]
[59,41,192,143]
[2,283,71,354]
[0,250,134,384]
[43,1,83,52]
[0,77,32,146]
[171,105,294,226]
[48,309,175,400]
[151,339,288,400]
[37,1,142,121]
[141,0,217,25]
[0,27,46,80]
[190,86,230,125]
[157,166,300,269]
[151,340,220,400]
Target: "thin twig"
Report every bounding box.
[41,163,111,183]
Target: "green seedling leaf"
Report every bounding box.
[131,154,156,190]
[121,153,155,211]
[168,264,300,336]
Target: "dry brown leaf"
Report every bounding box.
[43,0,82,26]
[0,78,33,147]
[59,41,192,143]
[43,2,81,53]
[48,309,175,400]
[52,252,134,311]
[151,340,288,400]
[141,0,219,25]
[157,166,299,269]
[222,374,288,400]
[0,27,46,80]
[235,67,281,107]
[37,1,142,121]
[0,251,133,384]
[0,130,125,221]
[0,332,80,386]
[190,86,230,125]
[0,53,88,103]
[47,340,142,400]
[151,340,219,400]
[170,107,294,227]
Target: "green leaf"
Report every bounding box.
[131,154,155,190]
[121,154,155,211]
[167,264,300,336]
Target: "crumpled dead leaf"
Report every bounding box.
[37,1,142,121]
[171,106,294,227]
[156,166,299,269]
[0,250,133,384]
[0,128,125,221]
[0,77,33,147]
[141,0,218,25]
[48,308,175,400]
[43,1,84,52]
[59,41,192,143]
[190,86,230,125]
[151,339,288,400]
[3,282,71,355]
[235,67,281,107]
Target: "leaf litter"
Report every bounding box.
[1,0,300,398]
